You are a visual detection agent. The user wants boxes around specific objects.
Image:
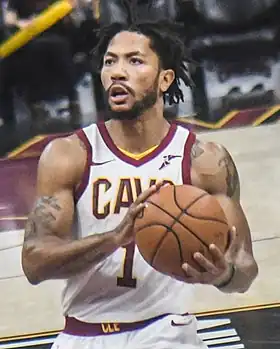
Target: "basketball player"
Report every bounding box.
[21,8,258,349]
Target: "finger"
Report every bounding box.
[182,263,201,279]
[134,181,166,204]
[156,180,169,190]
[130,202,147,218]
[231,226,239,246]
[227,226,240,256]
[228,226,237,245]
[208,244,228,269]
[193,252,220,274]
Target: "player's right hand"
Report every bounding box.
[114,181,166,247]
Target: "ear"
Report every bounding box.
[159,69,175,93]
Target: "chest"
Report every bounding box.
[75,124,192,235]
[91,152,185,218]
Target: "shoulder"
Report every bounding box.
[173,118,192,130]
[40,133,85,161]
[38,133,87,188]
[190,138,227,166]
[190,138,240,201]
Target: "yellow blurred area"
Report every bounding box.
[0,0,73,58]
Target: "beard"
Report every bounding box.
[105,78,159,121]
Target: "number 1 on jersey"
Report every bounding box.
[117,243,137,288]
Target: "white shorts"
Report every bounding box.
[51,314,208,349]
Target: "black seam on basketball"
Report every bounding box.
[136,222,175,232]
[147,201,209,249]
[137,223,184,265]
[173,186,208,212]
[172,187,228,225]
[180,211,228,225]
[151,227,184,267]
[150,229,169,265]
[225,230,231,250]
[166,227,184,265]
[150,208,182,265]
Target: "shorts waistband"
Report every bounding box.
[63,313,187,336]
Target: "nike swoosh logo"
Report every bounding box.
[171,318,192,327]
[171,320,186,327]
[91,160,115,166]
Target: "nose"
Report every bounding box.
[110,63,128,82]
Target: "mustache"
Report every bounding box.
[106,82,135,97]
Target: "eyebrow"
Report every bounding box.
[105,51,145,58]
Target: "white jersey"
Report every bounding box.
[61,121,197,323]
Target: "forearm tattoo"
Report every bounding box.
[218,154,240,198]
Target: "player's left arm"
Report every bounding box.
[188,139,258,293]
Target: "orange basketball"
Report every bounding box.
[134,185,230,280]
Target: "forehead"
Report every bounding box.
[106,31,154,56]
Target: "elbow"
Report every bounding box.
[22,263,42,285]
[246,257,259,286]
[250,259,259,280]
[238,258,259,294]
[23,269,41,286]
[21,245,45,285]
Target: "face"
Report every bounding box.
[100,31,175,120]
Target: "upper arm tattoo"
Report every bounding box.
[191,140,204,162]
[218,151,240,198]
[24,196,61,242]
[190,139,240,200]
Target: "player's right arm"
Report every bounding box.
[22,136,162,285]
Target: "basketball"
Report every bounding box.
[134,185,230,280]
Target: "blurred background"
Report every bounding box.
[0,0,280,156]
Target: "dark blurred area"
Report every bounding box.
[0,0,280,157]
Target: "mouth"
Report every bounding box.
[109,85,130,104]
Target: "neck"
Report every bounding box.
[106,105,170,154]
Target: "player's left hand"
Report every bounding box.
[181,226,239,286]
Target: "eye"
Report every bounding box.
[130,57,143,65]
[104,58,114,66]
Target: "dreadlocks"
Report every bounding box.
[92,1,194,105]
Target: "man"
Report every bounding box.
[21,9,258,349]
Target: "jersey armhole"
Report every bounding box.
[74,129,93,203]
[182,131,196,185]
